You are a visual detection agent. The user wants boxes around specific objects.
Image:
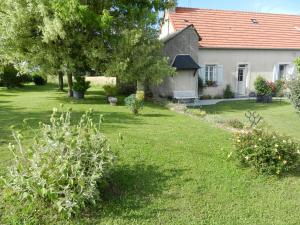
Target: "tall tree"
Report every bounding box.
[0,0,174,96]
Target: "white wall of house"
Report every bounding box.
[151,70,198,98]
[198,49,300,96]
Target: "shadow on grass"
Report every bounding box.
[203,100,290,115]
[78,164,187,223]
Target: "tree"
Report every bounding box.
[106,28,176,93]
[0,1,175,96]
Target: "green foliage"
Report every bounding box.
[226,119,244,129]
[254,76,272,95]
[201,95,212,100]
[234,128,300,175]
[106,28,176,86]
[125,92,144,115]
[223,85,235,99]
[274,80,285,97]
[73,76,91,92]
[103,84,117,97]
[213,95,224,99]
[186,108,207,117]
[0,64,20,88]
[288,77,300,112]
[1,109,115,223]
[0,0,173,93]
[33,75,47,86]
[198,77,204,93]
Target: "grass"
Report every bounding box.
[0,84,300,225]
[203,100,300,140]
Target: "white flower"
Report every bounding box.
[245,156,250,160]
[254,145,258,148]
[283,140,287,143]
[275,144,279,148]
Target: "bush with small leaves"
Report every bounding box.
[33,75,47,86]
[234,128,300,175]
[227,119,244,129]
[289,77,300,112]
[1,108,115,224]
[125,91,144,115]
[103,84,117,97]
[223,85,235,99]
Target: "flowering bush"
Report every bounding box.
[254,76,272,95]
[125,91,144,115]
[234,128,300,175]
[289,77,300,112]
[1,108,115,223]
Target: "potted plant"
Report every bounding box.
[254,76,272,103]
[73,76,91,99]
[103,84,118,105]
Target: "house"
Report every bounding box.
[152,7,300,98]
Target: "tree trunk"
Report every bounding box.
[58,71,64,91]
[67,73,73,97]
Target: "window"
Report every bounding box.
[278,64,288,80]
[205,65,217,82]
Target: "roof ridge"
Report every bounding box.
[175,7,300,17]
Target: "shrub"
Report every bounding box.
[234,128,300,175]
[275,80,285,97]
[201,95,212,100]
[125,92,144,115]
[254,76,272,95]
[289,77,300,112]
[223,85,235,99]
[213,95,223,99]
[103,84,117,97]
[73,76,90,92]
[186,108,207,117]
[18,74,33,83]
[1,109,115,223]
[227,119,244,129]
[0,64,21,88]
[33,75,47,86]
[198,77,204,93]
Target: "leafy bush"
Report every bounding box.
[223,85,235,99]
[198,77,204,93]
[289,77,300,112]
[274,80,285,97]
[125,91,144,115]
[186,108,207,117]
[227,119,244,129]
[1,109,115,223]
[234,128,300,175]
[254,76,272,95]
[18,74,33,83]
[0,64,21,88]
[201,95,212,100]
[213,95,223,99]
[103,84,117,97]
[33,75,47,86]
[73,76,90,92]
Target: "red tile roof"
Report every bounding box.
[169,7,300,49]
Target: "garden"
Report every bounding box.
[0,0,300,224]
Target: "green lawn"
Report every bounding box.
[203,100,300,140]
[0,85,299,225]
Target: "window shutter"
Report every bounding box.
[217,65,224,85]
[198,65,206,82]
[287,64,296,80]
[272,64,279,81]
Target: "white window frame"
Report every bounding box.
[276,63,290,80]
[205,64,217,82]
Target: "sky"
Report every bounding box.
[177,0,300,15]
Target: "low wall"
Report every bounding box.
[86,76,116,86]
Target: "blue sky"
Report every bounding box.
[177,0,300,15]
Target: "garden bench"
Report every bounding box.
[173,91,198,103]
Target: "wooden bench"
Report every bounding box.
[173,91,198,103]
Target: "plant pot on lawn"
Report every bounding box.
[256,94,272,103]
[108,97,118,106]
[72,76,91,99]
